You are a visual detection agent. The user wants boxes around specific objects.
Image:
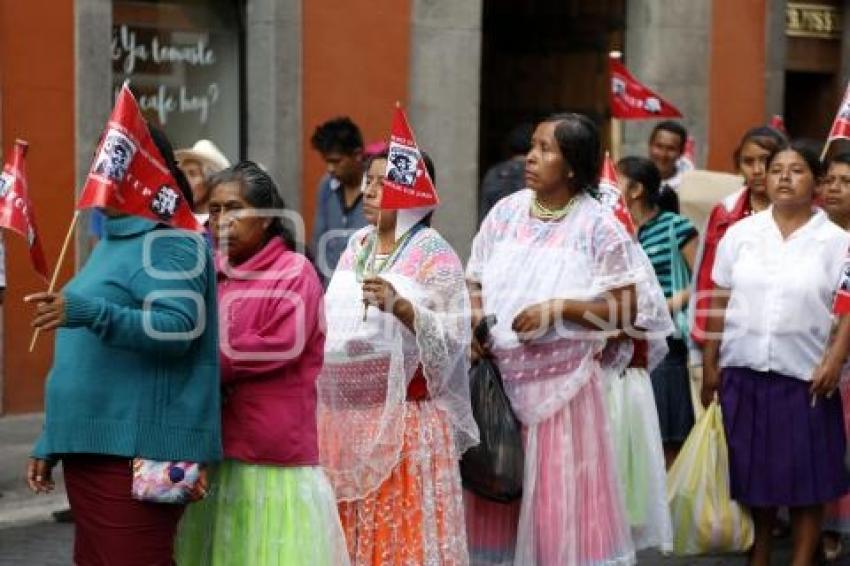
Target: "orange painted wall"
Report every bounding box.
[302,0,411,237]
[706,0,767,171]
[0,0,75,413]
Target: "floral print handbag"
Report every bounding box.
[131,458,201,504]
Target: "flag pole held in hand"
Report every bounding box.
[362,101,439,322]
[29,211,79,352]
[363,210,381,322]
[29,80,204,350]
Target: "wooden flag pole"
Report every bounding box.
[609,51,623,161]
[821,139,832,163]
[610,118,623,162]
[363,210,382,322]
[29,211,80,352]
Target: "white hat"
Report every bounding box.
[175,139,231,172]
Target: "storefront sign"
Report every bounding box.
[786,2,841,39]
[112,24,222,127]
[110,0,241,162]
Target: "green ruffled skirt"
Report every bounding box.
[175,461,349,566]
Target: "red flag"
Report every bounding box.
[609,56,682,120]
[828,82,850,143]
[78,84,201,231]
[834,249,850,315]
[0,140,48,280]
[598,152,636,235]
[769,114,787,134]
[380,106,439,210]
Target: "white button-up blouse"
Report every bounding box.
[711,208,850,381]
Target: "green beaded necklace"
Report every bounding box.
[354,226,419,281]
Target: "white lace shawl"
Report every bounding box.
[468,190,673,425]
[318,226,479,500]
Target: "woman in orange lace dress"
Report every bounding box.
[318,151,479,565]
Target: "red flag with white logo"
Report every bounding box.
[380,106,438,211]
[609,56,682,120]
[0,140,48,280]
[380,105,439,239]
[598,152,636,235]
[828,82,850,143]
[77,83,201,231]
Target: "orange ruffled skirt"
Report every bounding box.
[337,400,469,565]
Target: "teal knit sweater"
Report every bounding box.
[32,216,221,463]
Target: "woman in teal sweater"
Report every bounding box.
[25,128,221,566]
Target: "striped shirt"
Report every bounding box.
[637,211,698,298]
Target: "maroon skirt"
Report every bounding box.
[63,455,186,566]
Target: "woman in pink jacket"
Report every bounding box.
[176,161,349,565]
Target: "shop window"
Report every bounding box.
[112,0,243,162]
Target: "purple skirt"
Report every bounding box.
[720,367,850,508]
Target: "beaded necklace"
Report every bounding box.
[354,225,422,281]
[530,194,579,221]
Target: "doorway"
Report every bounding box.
[478,0,626,176]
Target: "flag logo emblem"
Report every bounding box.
[387,146,420,188]
[149,185,181,220]
[93,129,137,183]
[645,97,662,113]
[0,172,13,199]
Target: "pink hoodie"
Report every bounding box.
[216,238,325,466]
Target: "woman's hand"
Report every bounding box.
[470,335,490,363]
[512,300,556,342]
[24,292,66,331]
[810,358,843,398]
[362,277,399,313]
[188,467,210,501]
[363,276,415,330]
[470,318,492,362]
[27,458,56,494]
[700,365,720,408]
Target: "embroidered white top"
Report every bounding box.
[712,207,850,381]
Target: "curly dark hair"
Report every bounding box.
[310,116,364,155]
[650,121,688,152]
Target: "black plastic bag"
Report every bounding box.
[460,316,524,503]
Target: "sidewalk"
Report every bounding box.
[0,413,68,528]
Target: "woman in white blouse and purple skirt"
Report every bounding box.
[701,141,850,566]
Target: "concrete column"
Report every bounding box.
[408,0,483,259]
[245,0,303,235]
[74,0,112,268]
[765,0,787,118]
[622,0,712,167]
